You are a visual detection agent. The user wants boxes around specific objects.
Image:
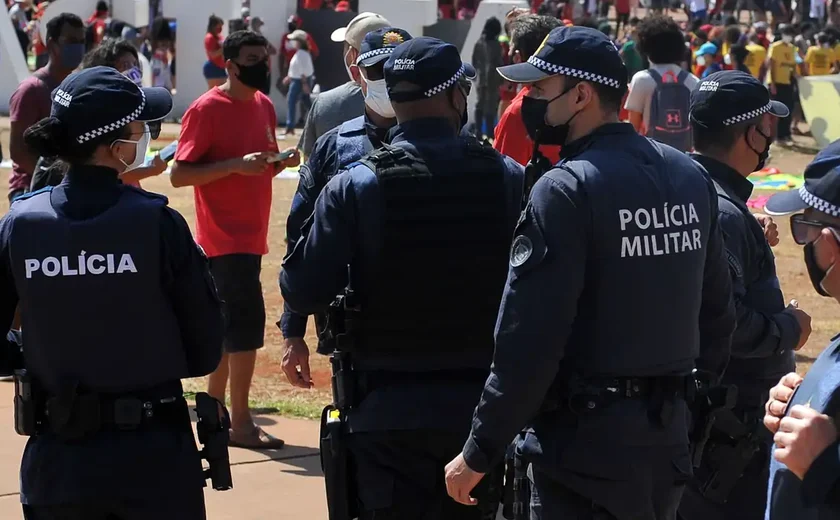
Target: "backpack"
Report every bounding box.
[647,69,693,152]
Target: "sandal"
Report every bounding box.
[228,426,285,450]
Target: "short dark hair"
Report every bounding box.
[723,15,738,26]
[46,13,83,43]
[207,15,224,34]
[96,1,109,12]
[818,32,831,45]
[566,77,627,115]
[81,38,139,70]
[509,15,562,60]
[691,118,757,153]
[222,30,268,61]
[629,16,641,26]
[725,25,742,44]
[636,15,686,65]
[483,17,502,41]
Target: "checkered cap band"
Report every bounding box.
[527,56,622,89]
[424,64,467,97]
[800,186,840,217]
[356,47,393,64]
[75,88,146,144]
[722,101,771,126]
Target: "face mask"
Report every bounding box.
[361,75,395,118]
[124,67,142,86]
[449,85,469,130]
[783,35,793,43]
[724,54,732,65]
[805,240,833,297]
[113,127,151,172]
[746,126,771,171]
[696,55,707,66]
[60,43,85,70]
[520,86,580,146]
[235,59,269,90]
[344,49,354,82]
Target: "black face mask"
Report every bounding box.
[521,86,581,146]
[805,241,833,297]
[746,126,772,171]
[235,59,269,90]
[449,85,469,131]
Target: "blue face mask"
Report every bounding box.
[60,43,86,70]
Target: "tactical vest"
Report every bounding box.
[9,186,187,395]
[335,116,374,169]
[353,139,510,370]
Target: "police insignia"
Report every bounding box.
[510,235,533,267]
[383,31,404,46]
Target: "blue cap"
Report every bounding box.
[356,27,413,67]
[51,67,173,144]
[495,26,627,89]
[690,71,788,130]
[696,42,718,56]
[765,140,840,216]
[383,37,476,102]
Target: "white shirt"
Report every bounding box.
[288,49,314,79]
[138,53,153,88]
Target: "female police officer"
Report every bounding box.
[0,66,224,519]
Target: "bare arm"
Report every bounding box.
[9,120,37,176]
[628,111,644,133]
[169,158,238,188]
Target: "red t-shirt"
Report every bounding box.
[204,33,225,68]
[616,0,631,13]
[493,86,562,167]
[175,88,279,258]
[9,68,58,192]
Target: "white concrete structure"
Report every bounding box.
[0,3,31,113]
[41,0,150,43]
[249,0,296,122]
[358,0,437,46]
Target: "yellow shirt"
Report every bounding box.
[744,43,767,79]
[806,46,834,75]
[769,41,796,85]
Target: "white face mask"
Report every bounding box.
[113,125,151,172]
[361,74,395,118]
[696,55,707,66]
[783,35,793,43]
[344,48,355,82]
[724,54,732,65]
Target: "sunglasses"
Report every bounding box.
[148,120,162,140]
[790,213,840,245]
[457,79,472,98]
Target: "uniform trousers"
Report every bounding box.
[22,489,206,520]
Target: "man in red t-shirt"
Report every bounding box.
[86,0,109,48]
[172,30,299,449]
[8,13,85,202]
[494,14,562,166]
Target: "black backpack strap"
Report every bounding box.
[358,143,430,180]
[648,68,663,85]
[676,69,689,84]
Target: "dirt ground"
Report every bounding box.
[0,129,831,419]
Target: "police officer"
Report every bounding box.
[280,27,412,386]
[677,70,812,520]
[444,26,736,519]
[280,37,524,518]
[0,67,224,519]
[760,141,840,518]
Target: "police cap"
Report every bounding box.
[690,71,788,130]
[50,66,173,145]
[495,26,627,90]
[383,36,476,102]
[765,140,840,217]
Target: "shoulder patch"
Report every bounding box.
[510,235,533,267]
[726,249,744,279]
[299,164,315,190]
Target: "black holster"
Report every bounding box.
[512,442,531,520]
[688,372,738,469]
[14,369,43,436]
[194,392,233,491]
[320,404,357,520]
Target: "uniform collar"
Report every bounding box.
[392,118,459,144]
[63,165,122,188]
[691,154,754,202]
[560,122,635,159]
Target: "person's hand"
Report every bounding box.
[770,83,778,96]
[282,76,292,86]
[232,152,272,176]
[281,337,313,389]
[755,214,780,246]
[445,453,485,506]
[765,372,804,433]
[274,148,301,173]
[149,154,168,176]
[774,405,839,479]
[786,300,812,351]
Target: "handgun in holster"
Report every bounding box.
[688,370,738,469]
[194,392,233,491]
[697,409,765,504]
[14,369,43,436]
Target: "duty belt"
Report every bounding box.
[43,393,190,436]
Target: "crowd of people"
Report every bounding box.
[2,1,840,520]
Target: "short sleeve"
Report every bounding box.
[175,105,213,163]
[9,82,42,124]
[624,71,653,113]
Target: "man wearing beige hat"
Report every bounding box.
[297,12,391,156]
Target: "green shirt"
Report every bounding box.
[621,40,647,78]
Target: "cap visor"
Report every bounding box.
[137,87,173,122]
[768,100,790,118]
[764,189,810,216]
[331,27,348,43]
[496,62,550,84]
[463,62,477,80]
[358,54,391,67]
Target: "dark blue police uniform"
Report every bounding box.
[280,27,412,345]
[461,27,736,520]
[762,142,840,519]
[280,38,524,519]
[0,67,225,520]
[679,71,797,520]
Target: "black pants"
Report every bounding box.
[473,87,500,139]
[22,492,206,520]
[772,83,795,140]
[348,430,502,519]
